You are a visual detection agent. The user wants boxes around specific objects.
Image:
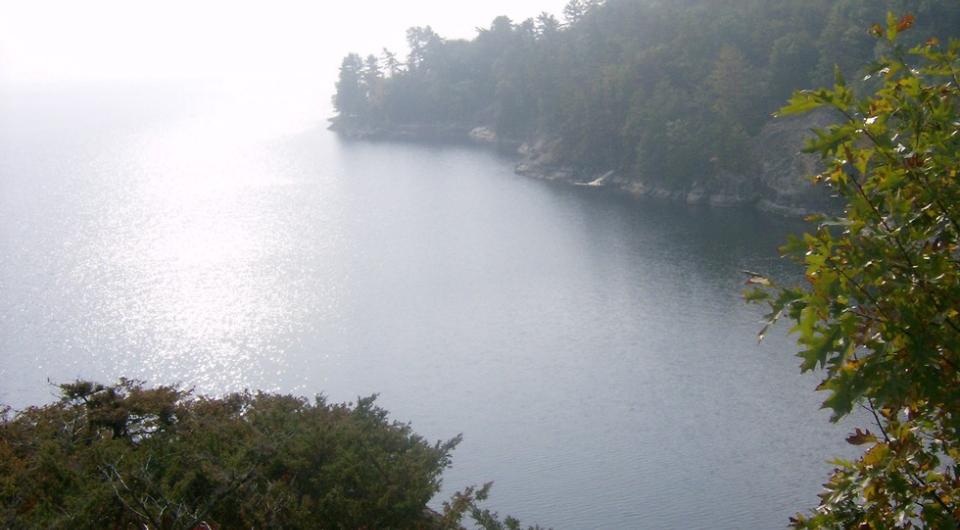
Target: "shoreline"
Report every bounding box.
[328,119,834,218]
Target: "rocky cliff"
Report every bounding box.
[512,111,840,216]
[330,112,840,217]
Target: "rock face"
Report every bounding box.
[331,111,840,217]
[329,119,473,142]
[468,126,498,145]
[751,110,839,215]
[512,110,839,216]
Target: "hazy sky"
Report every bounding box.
[0,0,569,85]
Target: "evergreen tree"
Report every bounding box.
[333,53,367,118]
[331,1,960,188]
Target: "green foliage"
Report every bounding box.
[331,0,960,187]
[0,379,529,529]
[749,16,960,528]
[333,53,369,120]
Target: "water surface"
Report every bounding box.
[0,82,855,529]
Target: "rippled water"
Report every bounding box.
[0,82,856,528]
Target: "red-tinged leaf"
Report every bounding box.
[896,14,914,32]
[845,428,877,445]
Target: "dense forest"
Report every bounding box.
[331,0,960,207]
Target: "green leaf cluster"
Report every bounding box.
[748,16,960,528]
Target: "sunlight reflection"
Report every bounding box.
[83,90,342,394]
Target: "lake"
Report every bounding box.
[0,81,855,529]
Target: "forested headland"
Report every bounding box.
[330,0,960,214]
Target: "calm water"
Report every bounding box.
[0,82,855,528]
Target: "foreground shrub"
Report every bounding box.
[0,379,460,529]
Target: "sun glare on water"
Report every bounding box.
[62,83,339,393]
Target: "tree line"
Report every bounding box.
[333,0,960,187]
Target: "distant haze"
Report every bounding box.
[0,0,568,90]
[1,2,867,527]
